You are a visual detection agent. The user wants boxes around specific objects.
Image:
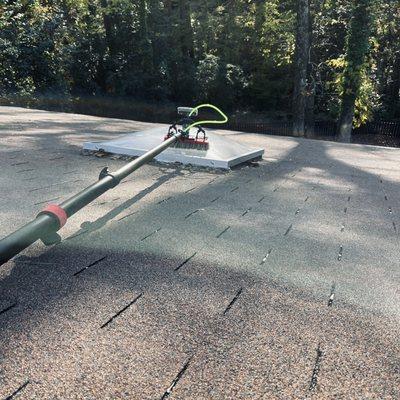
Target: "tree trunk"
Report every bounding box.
[164,0,195,102]
[305,80,315,138]
[179,0,194,60]
[305,4,315,138]
[292,0,310,137]
[388,51,400,118]
[337,95,356,142]
[138,0,154,73]
[337,0,373,143]
[100,0,115,58]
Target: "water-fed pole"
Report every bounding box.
[0,104,228,266]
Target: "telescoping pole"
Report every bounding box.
[0,132,181,266]
[0,104,228,267]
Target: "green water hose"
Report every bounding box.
[184,103,228,133]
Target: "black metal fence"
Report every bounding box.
[352,121,400,147]
[224,119,400,147]
[225,120,293,136]
[2,95,399,147]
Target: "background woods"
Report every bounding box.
[0,0,399,141]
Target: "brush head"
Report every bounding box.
[171,136,209,150]
[164,120,209,151]
[164,134,209,150]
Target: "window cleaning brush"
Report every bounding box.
[167,124,209,150]
[164,104,228,151]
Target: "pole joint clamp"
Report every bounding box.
[99,167,120,187]
[38,204,68,229]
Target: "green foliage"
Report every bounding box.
[196,54,220,100]
[354,67,379,126]
[0,0,397,122]
[327,56,379,126]
[195,54,248,108]
[260,0,296,66]
[0,0,67,96]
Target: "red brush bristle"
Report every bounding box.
[164,132,209,150]
[172,138,209,150]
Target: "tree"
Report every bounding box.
[0,0,397,128]
[387,51,400,118]
[337,0,375,142]
[163,0,196,102]
[377,0,400,118]
[292,0,311,137]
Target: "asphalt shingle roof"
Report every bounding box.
[0,106,399,399]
